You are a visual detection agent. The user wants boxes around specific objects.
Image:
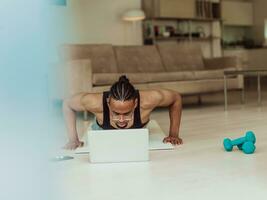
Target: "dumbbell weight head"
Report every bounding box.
[242,142,256,154]
[223,138,233,151]
[245,131,256,144]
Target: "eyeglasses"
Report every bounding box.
[110,110,134,121]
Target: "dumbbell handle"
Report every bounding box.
[231,137,247,146]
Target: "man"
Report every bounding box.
[63,75,183,150]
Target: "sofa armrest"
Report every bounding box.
[203,56,241,70]
[48,59,92,100]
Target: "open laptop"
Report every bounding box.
[88,128,149,163]
[75,120,174,154]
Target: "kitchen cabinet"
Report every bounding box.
[222,1,253,26]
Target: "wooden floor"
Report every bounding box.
[153,90,267,142]
[53,89,267,200]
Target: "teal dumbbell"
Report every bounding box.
[223,131,256,152]
[241,141,256,154]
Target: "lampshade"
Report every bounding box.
[122,9,145,21]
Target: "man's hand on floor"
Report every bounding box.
[63,140,84,150]
[163,136,183,145]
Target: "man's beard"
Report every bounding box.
[116,122,128,129]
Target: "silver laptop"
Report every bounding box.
[88,128,149,163]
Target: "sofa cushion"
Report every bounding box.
[114,45,165,73]
[93,70,227,86]
[149,71,195,83]
[93,73,150,86]
[157,42,205,71]
[60,44,118,73]
[203,57,240,70]
[194,67,238,80]
[194,70,224,80]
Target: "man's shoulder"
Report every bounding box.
[82,92,103,100]
[81,92,103,113]
[140,89,165,97]
[139,90,162,109]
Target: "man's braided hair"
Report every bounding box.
[109,75,137,101]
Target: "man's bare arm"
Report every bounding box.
[150,89,183,145]
[62,93,101,150]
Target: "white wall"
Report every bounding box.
[51,0,142,45]
[50,0,223,57]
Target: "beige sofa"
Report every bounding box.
[54,42,243,101]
